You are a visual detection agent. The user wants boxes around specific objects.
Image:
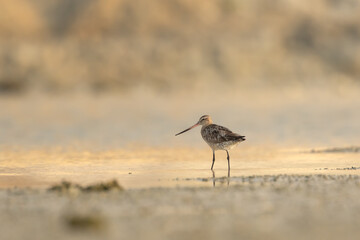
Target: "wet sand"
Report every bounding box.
[2,174,360,240]
[1,147,360,240]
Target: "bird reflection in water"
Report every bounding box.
[211,169,230,187]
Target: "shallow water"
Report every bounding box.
[1,86,360,189]
[1,146,359,189]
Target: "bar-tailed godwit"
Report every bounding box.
[175,115,245,170]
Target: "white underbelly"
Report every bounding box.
[206,141,239,151]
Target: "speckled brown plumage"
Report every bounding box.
[201,124,245,150]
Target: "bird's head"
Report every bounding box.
[175,115,213,136]
[197,115,213,126]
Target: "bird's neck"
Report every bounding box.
[201,122,212,129]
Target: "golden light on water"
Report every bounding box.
[1,146,359,189]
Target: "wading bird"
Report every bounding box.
[175,115,245,171]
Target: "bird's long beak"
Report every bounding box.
[175,123,199,136]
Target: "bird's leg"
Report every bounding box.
[211,150,215,170]
[226,150,230,171]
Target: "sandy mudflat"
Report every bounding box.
[1,175,360,240]
[1,147,360,240]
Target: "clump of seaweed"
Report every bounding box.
[48,181,82,193]
[48,179,124,193]
[82,180,123,192]
[65,214,105,231]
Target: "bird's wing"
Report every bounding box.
[202,124,245,144]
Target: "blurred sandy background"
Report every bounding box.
[0,0,360,148]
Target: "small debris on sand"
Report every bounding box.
[336,166,360,170]
[310,146,360,153]
[315,166,360,171]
